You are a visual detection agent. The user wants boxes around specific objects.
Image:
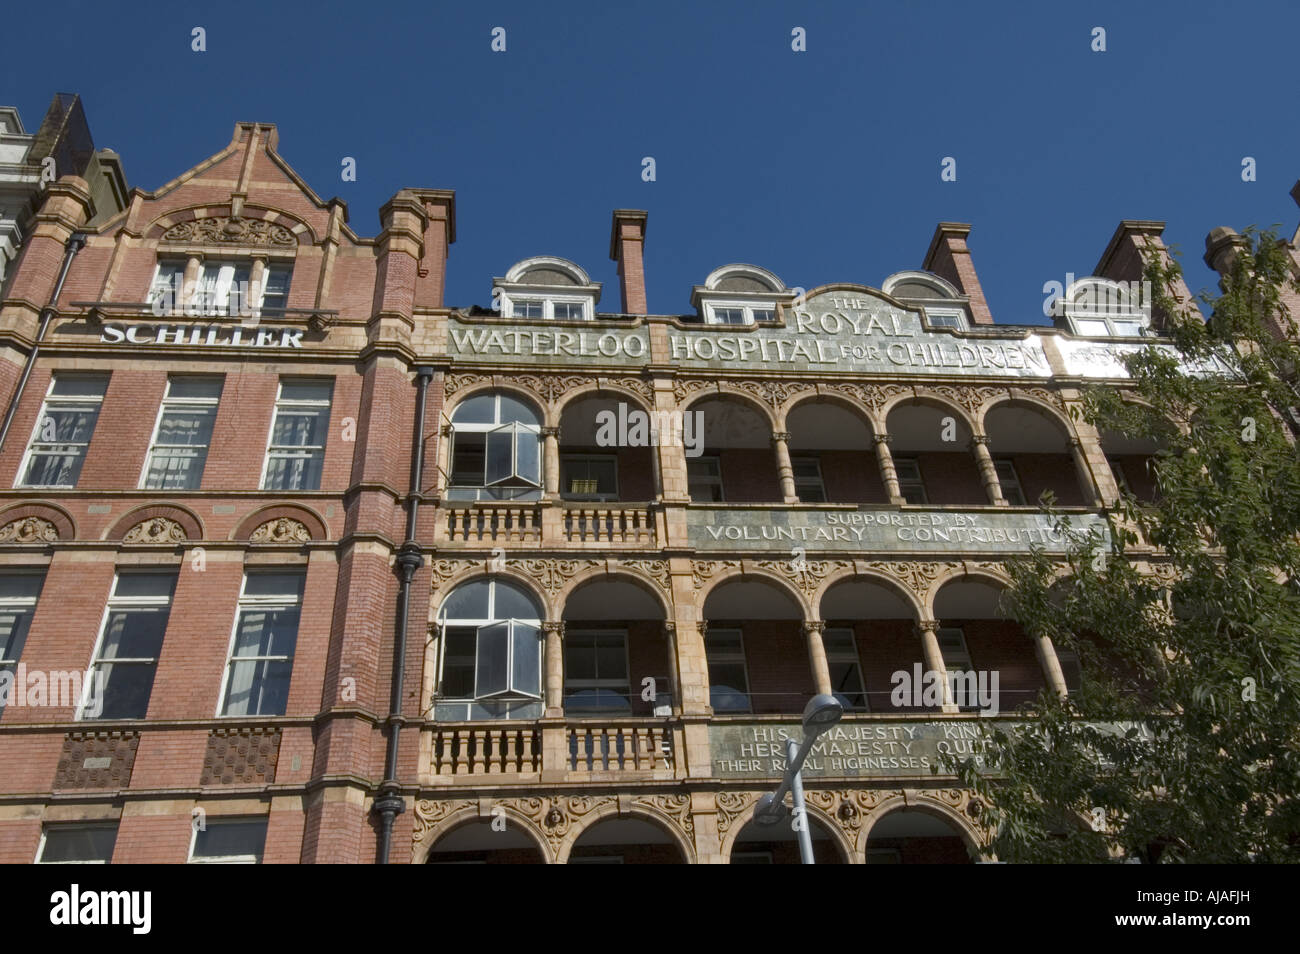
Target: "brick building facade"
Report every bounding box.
[0,121,1281,864]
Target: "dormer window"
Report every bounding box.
[495,257,600,321]
[693,265,792,326]
[1055,277,1151,338]
[883,271,971,331]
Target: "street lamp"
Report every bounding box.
[753,693,843,864]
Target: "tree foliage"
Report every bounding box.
[952,229,1300,863]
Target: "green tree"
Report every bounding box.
[951,228,1300,863]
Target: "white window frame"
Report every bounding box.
[560,453,619,502]
[434,580,543,720]
[217,572,304,718]
[260,378,332,491]
[36,823,118,864]
[925,307,967,331]
[446,392,542,501]
[501,292,593,321]
[16,374,108,489]
[0,571,44,703]
[687,455,724,502]
[187,817,268,864]
[147,258,294,318]
[563,628,631,713]
[80,572,176,721]
[704,626,751,713]
[139,376,223,490]
[994,458,1027,506]
[937,627,973,673]
[894,457,927,505]
[823,626,869,712]
[704,301,775,326]
[791,456,826,503]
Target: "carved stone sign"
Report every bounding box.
[687,507,1107,554]
[709,720,999,779]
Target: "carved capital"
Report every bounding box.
[802,620,826,636]
[542,620,565,637]
[770,431,792,443]
[873,433,893,446]
[970,435,991,446]
[541,426,560,438]
[917,618,940,633]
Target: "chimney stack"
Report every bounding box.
[609,209,648,314]
[923,223,993,325]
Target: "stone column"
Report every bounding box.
[1034,633,1070,699]
[182,254,203,315]
[874,433,903,503]
[248,257,267,320]
[917,619,958,712]
[1069,437,1105,508]
[662,621,682,714]
[803,621,833,696]
[771,431,799,502]
[542,426,560,497]
[543,621,564,717]
[970,435,1006,506]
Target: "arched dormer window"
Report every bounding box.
[691,264,791,325]
[434,577,543,721]
[883,270,969,331]
[1053,277,1152,338]
[445,392,542,501]
[493,256,601,320]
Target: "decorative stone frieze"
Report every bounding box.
[123,517,187,544]
[250,517,312,543]
[162,216,295,247]
[0,517,58,543]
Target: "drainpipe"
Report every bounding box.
[0,232,85,454]
[374,365,434,863]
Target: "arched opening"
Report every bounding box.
[884,403,984,505]
[1099,426,1164,505]
[866,808,974,864]
[819,578,920,713]
[687,397,779,503]
[445,391,543,502]
[786,400,886,504]
[568,817,686,864]
[557,394,657,502]
[933,579,1044,712]
[730,814,846,864]
[426,819,546,864]
[983,403,1087,506]
[561,577,670,716]
[431,576,545,721]
[702,578,808,714]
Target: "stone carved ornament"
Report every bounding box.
[250,518,312,543]
[123,518,187,544]
[0,517,59,543]
[444,372,654,407]
[161,216,295,247]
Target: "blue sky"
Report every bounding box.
[4,0,1297,322]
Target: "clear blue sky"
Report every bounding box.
[4,0,1297,322]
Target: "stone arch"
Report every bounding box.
[718,796,855,864]
[0,502,76,542]
[858,793,986,861]
[881,391,977,436]
[814,567,923,622]
[555,802,697,864]
[232,504,328,542]
[430,566,552,620]
[923,565,1013,619]
[557,565,672,620]
[698,565,814,621]
[678,387,779,433]
[145,204,317,246]
[552,380,655,422]
[977,393,1077,439]
[413,806,553,864]
[106,503,204,542]
[777,390,876,436]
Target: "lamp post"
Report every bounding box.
[754,693,844,864]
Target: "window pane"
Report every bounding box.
[0,574,44,601]
[450,432,486,485]
[262,454,323,491]
[566,634,598,680]
[155,407,216,447]
[144,448,205,490]
[243,573,304,599]
[514,431,540,485]
[192,820,267,861]
[441,627,477,697]
[279,380,333,403]
[498,394,539,426]
[0,608,33,661]
[232,606,301,658]
[95,661,158,719]
[271,408,328,447]
[223,660,293,716]
[451,394,496,424]
[168,377,223,400]
[475,621,510,696]
[441,579,491,621]
[40,826,117,863]
[492,580,540,621]
[113,573,176,599]
[510,622,541,696]
[42,405,101,443]
[49,376,108,398]
[484,427,514,485]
